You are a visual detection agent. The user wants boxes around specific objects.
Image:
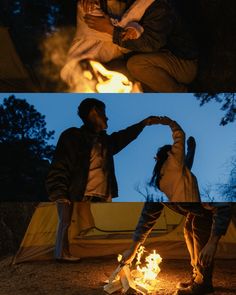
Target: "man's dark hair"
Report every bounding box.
[150,145,172,189]
[78,98,105,123]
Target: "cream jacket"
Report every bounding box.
[159,121,201,202]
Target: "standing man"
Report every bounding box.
[84,0,198,92]
[46,98,159,261]
[122,202,232,294]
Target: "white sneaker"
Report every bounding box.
[56,254,81,262]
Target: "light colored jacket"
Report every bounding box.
[159,121,200,202]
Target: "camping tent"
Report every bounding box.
[13,202,236,264]
[0,26,37,92]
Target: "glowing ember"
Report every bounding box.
[88,60,133,93]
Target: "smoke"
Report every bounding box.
[38,27,141,93]
[39,27,96,92]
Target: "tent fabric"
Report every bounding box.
[0,26,37,92]
[13,202,236,264]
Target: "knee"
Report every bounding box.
[127,55,149,79]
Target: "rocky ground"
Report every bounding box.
[0,256,235,295]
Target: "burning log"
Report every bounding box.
[104,246,162,295]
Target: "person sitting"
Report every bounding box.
[61,0,155,85]
[85,0,199,92]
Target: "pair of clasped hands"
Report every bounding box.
[80,0,140,41]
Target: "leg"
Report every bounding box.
[175,212,214,295]
[192,213,214,286]
[127,51,198,92]
[55,201,73,259]
[184,213,197,280]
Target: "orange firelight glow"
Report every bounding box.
[131,246,162,293]
[88,60,133,93]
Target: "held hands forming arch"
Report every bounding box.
[56,115,200,205]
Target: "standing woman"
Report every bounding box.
[151,116,200,202]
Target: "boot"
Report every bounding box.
[174,282,214,295]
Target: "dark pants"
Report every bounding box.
[184,212,214,285]
[127,51,198,92]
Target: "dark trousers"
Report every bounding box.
[184,212,214,285]
[127,51,198,92]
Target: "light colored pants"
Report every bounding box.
[127,51,198,92]
[54,202,73,259]
[54,198,105,258]
[184,212,213,285]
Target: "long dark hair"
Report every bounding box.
[150,145,172,189]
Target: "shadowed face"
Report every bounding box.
[87,106,108,132]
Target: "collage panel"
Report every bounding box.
[0,93,236,295]
[0,201,235,295]
[0,0,236,93]
[0,1,236,295]
[0,93,235,203]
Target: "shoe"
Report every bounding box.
[56,254,81,263]
[176,278,195,289]
[174,282,214,295]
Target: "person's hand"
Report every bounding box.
[84,14,114,35]
[122,28,138,41]
[81,0,99,13]
[142,116,173,126]
[157,116,173,125]
[142,116,161,126]
[120,248,137,265]
[199,241,217,267]
[187,136,196,149]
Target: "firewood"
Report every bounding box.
[122,265,137,291]
[108,265,123,283]
[104,279,122,294]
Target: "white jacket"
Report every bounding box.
[159,121,200,202]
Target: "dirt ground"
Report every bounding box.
[0,256,235,295]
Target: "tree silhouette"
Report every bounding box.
[194,93,236,200]
[0,95,55,201]
[194,93,236,125]
[219,156,236,202]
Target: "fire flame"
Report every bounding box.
[131,246,162,294]
[40,30,141,92]
[88,60,133,93]
[105,247,162,294]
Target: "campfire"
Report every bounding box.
[104,246,162,294]
[41,31,142,92]
[82,60,142,93]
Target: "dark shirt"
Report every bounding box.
[46,122,144,201]
[112,0,198,60]
[133,202,232,243]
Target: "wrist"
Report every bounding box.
[131,241,141,251]
[208,235,221,246]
